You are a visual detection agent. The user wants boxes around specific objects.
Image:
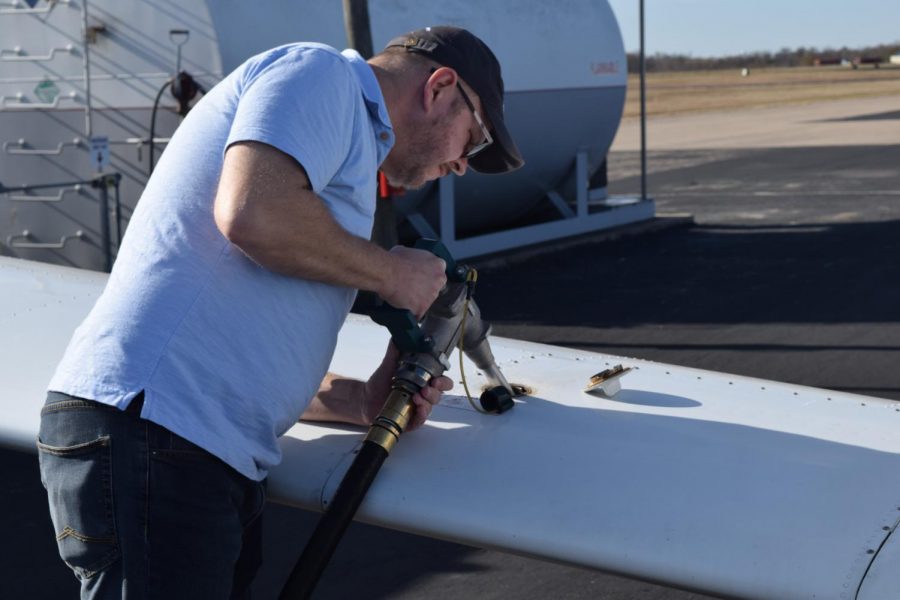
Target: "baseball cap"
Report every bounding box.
[385,26,524,174]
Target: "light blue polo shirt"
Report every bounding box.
[49,44,394,480]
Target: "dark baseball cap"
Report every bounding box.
[385,26,524,174]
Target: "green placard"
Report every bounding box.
[34,79,60,104]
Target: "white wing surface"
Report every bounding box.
[2,256,899,599]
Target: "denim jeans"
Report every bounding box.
[38,392,266,599]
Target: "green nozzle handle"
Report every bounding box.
[414,238,465,283]
[370,239,461,353]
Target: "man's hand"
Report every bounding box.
[361,342,453,431]
[302,342,453,431]
[380,246,447,319]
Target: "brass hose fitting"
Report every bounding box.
[364,388,415,453]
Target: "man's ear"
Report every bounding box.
[423,67,458,113]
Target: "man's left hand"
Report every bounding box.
[362,342,454,431]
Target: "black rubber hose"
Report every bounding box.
[148,77,173,177]
[279,440,389,599]
[112,173,122,249]
[149,73,205,177]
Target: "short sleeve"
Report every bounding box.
[226,47,355,192]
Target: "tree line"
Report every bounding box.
[627,42,900,72]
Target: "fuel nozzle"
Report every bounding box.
[459,312,515,414]
[413,263,515,414]
[170,71,202,116]
[371,239,516,415]
[167,29,204,116]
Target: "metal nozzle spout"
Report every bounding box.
[479,361,513,395]
[458,298,514,397]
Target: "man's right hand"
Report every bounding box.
[381,246,447,319]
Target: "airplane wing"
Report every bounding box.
[2,255,898,599]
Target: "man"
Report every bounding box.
[38,26,523,598]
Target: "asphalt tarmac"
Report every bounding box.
[4,97,898,599]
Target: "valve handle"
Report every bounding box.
[412,238,466,283]
[369,239,463,353]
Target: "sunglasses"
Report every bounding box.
[430,68,494,159]
[455,82,494,159]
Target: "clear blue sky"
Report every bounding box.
[607,0,900,57]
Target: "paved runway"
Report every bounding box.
[4,96,898,598]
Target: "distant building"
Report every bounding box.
[890,54,900,65]
[853,56,883,68]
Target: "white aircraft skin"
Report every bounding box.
[2,255,899,599]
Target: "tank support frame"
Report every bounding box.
[406,150,655,260]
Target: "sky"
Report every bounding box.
[607,0,900,57]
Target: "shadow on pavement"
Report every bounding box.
[474,220,900,328]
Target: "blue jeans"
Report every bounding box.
[38,392,266,599]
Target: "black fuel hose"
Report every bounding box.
[148,77,172,178]
[278,440,389,599]
[148,72,205,177]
